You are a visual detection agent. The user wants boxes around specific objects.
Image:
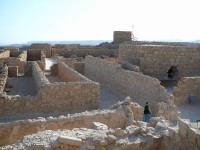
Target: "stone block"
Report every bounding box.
[59,135,83,146]
[92,122,108,130]
[178,119,190,137]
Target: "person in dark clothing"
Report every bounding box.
[144,101,151,122]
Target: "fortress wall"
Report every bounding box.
[84,56,179,119]
[0,50,10,59]
[173,77,200,105]
[0,110,125,146]
[119,44,200,78]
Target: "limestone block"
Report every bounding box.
[188,127,197,146]
[107,135,117,144]
[126,125,141,135]
[59,135,83,146]
[114,128,126,137]
[178,119,190,137]
[92,122,108,130]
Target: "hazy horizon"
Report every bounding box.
[0,0,200,44]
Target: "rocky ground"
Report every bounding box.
[1,118,176,150]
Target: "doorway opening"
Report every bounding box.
[167,66,178,79]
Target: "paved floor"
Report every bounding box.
[6,76,37,96]
[99,84,124,109]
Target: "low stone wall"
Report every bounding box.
[10,51,21,57]
[18,51,27,61]
[164,119,200,150]
[0,109,125,146]
[0,50,10,58]
[8,66,18,77]
[0,65,8,92]
[0,51,27,73]
[32,62,50,92]
[4,58,26,73]
[58,61,88,82]
[54,46,117,58]
[27,49,42,61]
[85,56,179,119]
[119,44,200,78]
[74,62,84,74]
[31,43,52,58]
[173,77,200,105]
[0,62,99,117]
[55,55,79,69]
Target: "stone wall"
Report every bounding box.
[0,50,10,58]
[2,51,27,73]
[58,61,87,82]
[163,119,200,150]
[74,62,84,74]
[173,77,200,105]
[8,66,18,77]
[31,43,52,58]
[32,62,50,92]
[10,51,21,57]
[0,109,125,146]
[113,31,132,43]
[0,65,8,92]
[84,56,179,119]
[0,62,99,116]
[53,46,117,58]
[119,44,200,79]
[55,55,78,69]
[27,49,42,61]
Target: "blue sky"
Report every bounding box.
[0,0,200,44]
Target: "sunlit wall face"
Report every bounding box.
[0,0,199,44]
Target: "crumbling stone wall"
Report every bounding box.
[113,31,132,43]
[119,44,200,78]
[84,56,179,119]
[27,50,42,61]
[0,109,125,146]
[58,61,87,82]
[173,77,200,105]
[30,43,52,58]
[0,65,8,92]
[0,62,99,116]
[8,66,18,77]
[54,45,117,58]
[32,62,50,91]
[0,50,26,73]
[55,55,78,69]
[163,119,200,150]
[0,50,10,59]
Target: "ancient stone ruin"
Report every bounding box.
[0,31,200,149]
